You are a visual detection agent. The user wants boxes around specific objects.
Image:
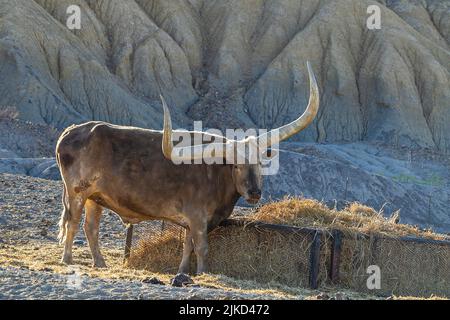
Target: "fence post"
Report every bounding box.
[330,230,343,283]
[124,224,134,263]
[309,230,322,289]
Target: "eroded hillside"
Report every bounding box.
[0,0,449,151]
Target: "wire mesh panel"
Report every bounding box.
[128,219,324,288]
[207,222,323,288]
[127,219,450,297]
[332,235,377,293]
[374,237,450,297]
[128,220,185,274]
[328,234,450,297]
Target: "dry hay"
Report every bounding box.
[129,222,184,274]
[249,197,447,240]
[334,235,450,297]
[374,237,450,297]
[207,225,321,288]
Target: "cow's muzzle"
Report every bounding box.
[246,190,261,204]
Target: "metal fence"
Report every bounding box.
[125,219,450,298]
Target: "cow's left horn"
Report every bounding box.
[161,95,175,160]
[257,61,320,147]
[161,95,228,161]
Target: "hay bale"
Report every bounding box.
[208,225,318,287]
[323,234,450,297]
[336,236,380,293]
[375,238,450,297]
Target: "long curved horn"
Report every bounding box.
[161,95,174,159]
[257,61,319,148]
[161,95,228,162]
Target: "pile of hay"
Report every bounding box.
[249,197,447,240]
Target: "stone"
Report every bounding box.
[170,273,194,287]
[142,277,165,285]
[315,292,331,300]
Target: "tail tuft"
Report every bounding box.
[57,185,71,244]
[57,207,70,245]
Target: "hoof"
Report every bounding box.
[177,267,190,274]
[92,260,107,268]
[195,269,207,276]
[61,257,73,265]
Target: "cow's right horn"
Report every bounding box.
[257,61,319,148]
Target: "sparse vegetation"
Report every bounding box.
[0,106,18,120]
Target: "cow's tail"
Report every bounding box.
[57,182,71,245]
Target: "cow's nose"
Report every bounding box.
[249,190,261,198]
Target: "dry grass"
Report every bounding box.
[245,198,449,298]
[249,197,447,240]
[0,241,444,300]
[0,241,351,299]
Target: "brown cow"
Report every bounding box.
[56,62,319,274]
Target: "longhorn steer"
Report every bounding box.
[56,62,319,274]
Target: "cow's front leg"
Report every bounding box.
[190,218,208,274]
[178,230,193,274]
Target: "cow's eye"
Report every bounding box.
[262,149,278,159]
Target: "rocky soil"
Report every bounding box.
[0,266,285,300]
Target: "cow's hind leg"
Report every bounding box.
[61,195,85,265]
[178,230,193,274]
[84,199,106,268]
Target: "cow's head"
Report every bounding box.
[231,163,263,204]
[160,61,319,205]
